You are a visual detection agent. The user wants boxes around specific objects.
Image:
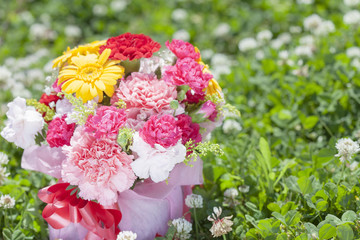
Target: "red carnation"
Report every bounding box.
[39,93,61,107]
[100,33,161,61]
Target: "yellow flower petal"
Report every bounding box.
[104,85,114,97]
[94,80,106,91]
[98,49,111,66]
[63,80,83,93]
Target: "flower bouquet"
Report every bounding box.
[1,33,234,240]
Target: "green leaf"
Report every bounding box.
[316,200,328,212]
[285,176,301,193]
[246,228,259,240]
[304,222,318,238]
[295,233,308,240]
[165,225,176,240]
[2,229,11,240]
[324,214,343,226]
[272,212,286,225]
[12,230,25,240]
[259,137,271,171]
[169,100,179,110]
[276,233,288,240]
[319,224,336,240]
[302,115,319,129]
[337,224,354,240]
[285,210,301,226]
[341,210,357,223]
[267,203,281,213]
[297,176,313,195]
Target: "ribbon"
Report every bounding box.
[38,183,122,240]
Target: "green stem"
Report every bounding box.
[223,234,227,240]
[337,162,346,186]
[193,208,199,240]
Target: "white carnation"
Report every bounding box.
[130,132,186,183]
[1,97,44,149]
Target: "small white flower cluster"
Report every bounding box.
[213,23,231,37]
[207,207,233,237]
[0,194,15,209]
[210,53,232,78]
[0,152,10,185]
[346,47,360,69]
[64,25,82,39]
[116,231,137,240]
[297,0,314,4]
[111,0,129,12]
[303,14,335,36]
[270,33,292,50]
[344,0,360,7]
[172,9,188,22]
[238,37,258,52]
[171,218,192,240]
[222,119,242,134]
[173,29,190,42]
[343,10,360,25]
[256,30,273,44]
[185,194,203,208]
[223,188,239,207]
[335,138,360,163]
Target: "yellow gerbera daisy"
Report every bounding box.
[58,48,124,103]
[53,40,106,69]
[194,46,223,98]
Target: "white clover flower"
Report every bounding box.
[299,35,315,46]
[346,47,360,58]
[256,29,273,43]
[210,54,232,78]
[0,152,9,165]
[185,194,203,208]
[222,119,242,134]
[92,4,108,16]
[238,185,250,193]
[27,68,44,83]
[238,38,258,52]
[297,0,314,4]
[224,188,239,198]
[278,32,292,44]
[335,138,360,163]
[0,195,15,209]
[270,39,284,50]
[344,0,360,6]
[172,9,188,22]
[292,65,309,77]
[171,218,192,240]
[314,20,335,36]
[255,50,265,60]
[350,161,358,171]
[213,23,231,37]
[173,29,190,42]
[1,97,44,149]
[116,231,137,240]
[111,0,128,12]
[351,58,360,69]
[0,66,12,84]
[0,166,10,185]
[64,25,82,38]
[344,10,360,25]
[224,188,239,207]
[208,207,233,237]
[304,14,323,31]
[294,45,313,57]
[279,50,289,60]
[290,26,302,34]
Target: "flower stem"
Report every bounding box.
[223,234,227,240]
[194,208,199,240]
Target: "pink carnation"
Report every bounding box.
[163,58,213,94]
[85,106,127,139]
[176,114,202,145]
[166,39,200,60]
[111,73,177,113]
[199,100,218,121]
[46,115,75,148]
[140,114,182,148]
[62,128,136,206]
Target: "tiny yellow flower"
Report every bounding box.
[52,40,106,69]
[58,48,124,103]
